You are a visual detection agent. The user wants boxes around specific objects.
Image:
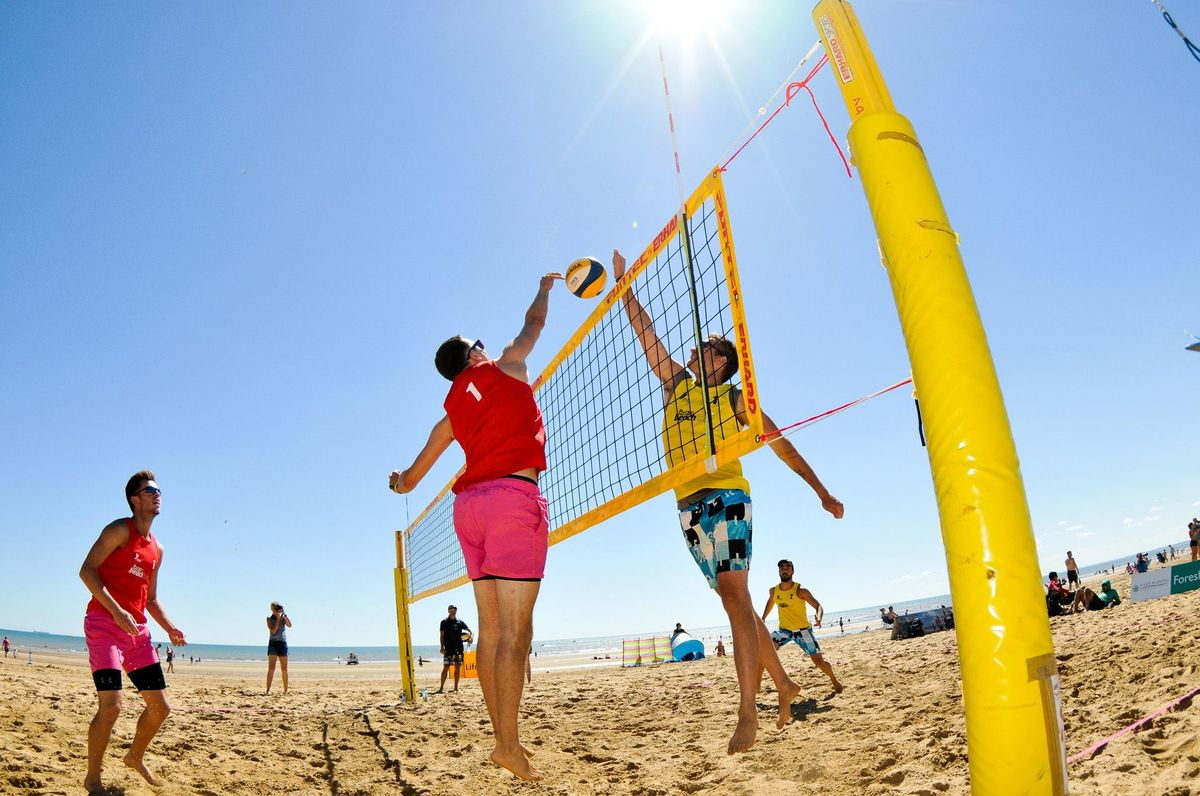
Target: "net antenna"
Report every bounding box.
[659,46,718,464]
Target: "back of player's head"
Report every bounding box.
[435,336,473,381]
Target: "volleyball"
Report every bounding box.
[565,257,607,299]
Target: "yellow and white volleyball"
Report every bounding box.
[461,629,474,644]
[565,257,607,299]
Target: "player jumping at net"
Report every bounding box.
[79,470,187,793]
[390,272,561,782]
[612,249,844,754]
[761,559,843,693]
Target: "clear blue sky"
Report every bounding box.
[2,2,1197,648]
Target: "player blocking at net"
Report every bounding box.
[389,272,562,782]
[612,249,844,754]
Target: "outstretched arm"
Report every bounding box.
[760,587,777,622]
[739,395,844,519]
[497,273,561,382]
[800,588,824,628]
[390,416,455,494]
[612,249,686,386]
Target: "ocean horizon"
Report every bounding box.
[5,543,1182,664]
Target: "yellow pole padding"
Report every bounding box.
[811,2,1067,793]
[394,531,417,704]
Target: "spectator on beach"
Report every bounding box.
[671,623,686,640]
[165,647,174,674]
[2,636,9,657]
[78,470,186,793]
[1169,543,1176,560]
[438,605,470,693]
[838,617,844,634]
[390,273,558,782]
[1046,572,1074,616]
[886,606,898,625]
[1135,553,1150,573]
[715,639,727,657]
[1072,580,1119,613]
[761,560,843,693]
[1065,551,1080,588]
[1189,518,1200,561]
[879,608,892,625]
[265,602,292,694]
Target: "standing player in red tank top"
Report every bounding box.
[390,272,560,783]
[79,470,187,793]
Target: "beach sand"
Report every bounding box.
[3,577,1197,795]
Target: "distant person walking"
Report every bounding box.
[438,605,471,693]
[165,647,174,674]
[838,617,844,634]
[2,636,9,657]
[762,560,843,694]
[265,602,292,694]
[79,470,186,793]
[1065,551,1080,588]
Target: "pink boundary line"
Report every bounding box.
[1066,684,1200,765]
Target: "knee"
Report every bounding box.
[715,580,749,609]
[97,700,122,723]
[148,698,171,720]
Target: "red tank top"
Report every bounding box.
[86,519,160,623]
[444,361,547,493]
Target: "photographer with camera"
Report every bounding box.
[266,601,292,694]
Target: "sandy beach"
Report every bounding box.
[3,575,1197,795]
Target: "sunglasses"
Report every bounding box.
[469,340,485,355]
[139,486,162,496]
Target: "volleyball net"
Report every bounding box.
[402,168,763,603]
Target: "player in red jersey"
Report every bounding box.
[79,470,187,793]
[391,272,560,782]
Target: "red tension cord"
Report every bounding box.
[720,54,851,178]
[759,377,913,442]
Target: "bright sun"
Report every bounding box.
[650,0,731,44]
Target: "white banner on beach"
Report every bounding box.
[1130,570,1171,602]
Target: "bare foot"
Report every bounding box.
[831,679,844,694]
[490,746,544,781]
[726,711,758,754]
[83,773,103,794]
[777,680,802,728]
[123,752,160,786]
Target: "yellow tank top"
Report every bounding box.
[663,377,751,501]
[773,584,810,631]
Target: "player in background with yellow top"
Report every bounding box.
[761,559,843,693]
[613,249,843,755]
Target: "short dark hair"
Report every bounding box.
[777,559,793,567]
[1048,571,1059,580]
[705,335,739,384]
[125,469,156,512]
[435,336,473,381]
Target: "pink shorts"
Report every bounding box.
[84,611,159,673]
[453,478,549,580]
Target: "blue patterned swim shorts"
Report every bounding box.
[677,489,752,589]
[771,626,821,656]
